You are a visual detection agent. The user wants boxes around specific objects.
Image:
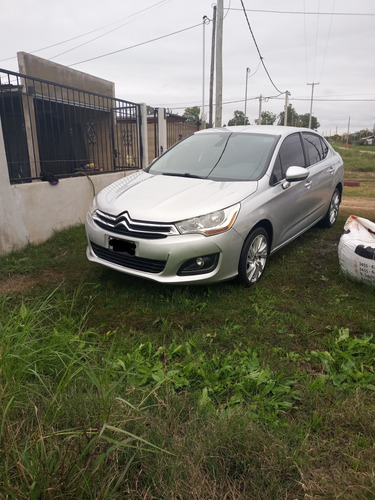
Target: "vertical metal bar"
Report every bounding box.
[23,75,38,179]
[154,108,158,159]
[100,95,107,171]
[135,104,141,167]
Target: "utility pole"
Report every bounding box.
[284,91,289,126]
[208,5,216,128]
[244,67,250,125]
[307,82,319,129]
[201,15,209,128]
[215,0,223,127]
[258,94,262,124]
[346,116,351,148]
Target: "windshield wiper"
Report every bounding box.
[162,172,204,179]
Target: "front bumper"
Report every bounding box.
[85,212,244,284]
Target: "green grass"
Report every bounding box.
[333,143,375,198]
[0,159,374,498]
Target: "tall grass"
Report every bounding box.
[1,268,375,497]
[0,286,171,499]
[0,195,374,497]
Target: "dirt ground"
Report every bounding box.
[0,269,65,294]
[341,195,374,215]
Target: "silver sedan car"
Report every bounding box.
[85,126,344,286]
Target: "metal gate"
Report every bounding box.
[167,116,200,149]
[0,68,143,184]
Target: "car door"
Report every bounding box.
[301,132,335,218]
[265,132,319,250]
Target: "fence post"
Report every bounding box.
[140,103,149,168]
[21,90,40,178]
[157,107,167,156]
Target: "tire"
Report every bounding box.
[319,188,340,228]
[237,227,269,287]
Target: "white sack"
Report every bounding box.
[338,215,375,285]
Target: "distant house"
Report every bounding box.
[363,135,375,145]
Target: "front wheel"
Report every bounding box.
[237,228,269,287]
[319,188,340,228]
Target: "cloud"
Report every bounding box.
[1,0,374,134]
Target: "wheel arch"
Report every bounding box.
[336,182,343,201]
[247,219,273,251]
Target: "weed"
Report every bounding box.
[111,340,299,420]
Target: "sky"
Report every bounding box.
[1,0,374,136]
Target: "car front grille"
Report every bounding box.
[92,210,177,239]
[90,242,166,274]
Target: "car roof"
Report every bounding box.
[195,125,318,139]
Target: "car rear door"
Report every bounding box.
[301,132,335,217]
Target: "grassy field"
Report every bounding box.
[0,151,374,499]
[334,143,375,198]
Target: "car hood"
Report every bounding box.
[96,171,258,222]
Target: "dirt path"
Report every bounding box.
[0,269,66,294]
[336,146,375,155]
[341,196,374,215]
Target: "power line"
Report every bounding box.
[228,8,375,16]
[289,97,375,102]
[303,0,309,83]
[0,0,173,63]
[68,22,202,67]
[51,0,174,60]
[165,96,375,111]
[312,0,321,81]
[239,0,284,95]
[318,0,336,81]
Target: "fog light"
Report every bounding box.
[177,254,219,276]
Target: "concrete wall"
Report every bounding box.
[0,115,132,256]
[18,52,115,97]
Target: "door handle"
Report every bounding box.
[305,180,312,189]
[328,167,334,175]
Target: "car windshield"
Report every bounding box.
[148,131,279,181]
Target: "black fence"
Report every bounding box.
[0,68,143,184]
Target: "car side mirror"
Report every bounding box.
[285,166,309,182]
[282,166,309,190]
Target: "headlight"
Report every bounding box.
[175,204,240,236]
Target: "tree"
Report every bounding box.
[278,104,299,127]
[298,113,320,130]
[183,107,201,123]
[228,110,249,126]
[255,111,277,125]
[278,105,320,130]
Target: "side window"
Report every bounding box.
[270,156,283,184]
[303,133,324,165]
[271,133,305,184]
[320,137,329,158]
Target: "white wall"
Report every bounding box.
[0,116,131,256]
